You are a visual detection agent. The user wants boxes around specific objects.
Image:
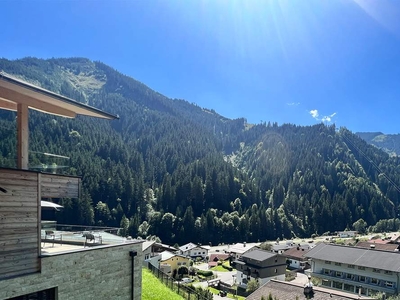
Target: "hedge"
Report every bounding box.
[197,270,214,277]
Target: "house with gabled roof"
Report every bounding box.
[225,242,257,260]
[178,242,208,259]
[159,251,190,277]
[281,245,311,270]
[208,253,230,268]
[232,249,286,289]
[306,243,400,297]
[142,240,178,261]
[355,241,400,252]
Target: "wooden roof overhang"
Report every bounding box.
[0,71,119,169]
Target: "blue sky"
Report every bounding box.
[2,0,400,133]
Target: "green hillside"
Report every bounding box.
[142,269,183,300]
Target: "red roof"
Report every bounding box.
[208,253,230,267]
[356,241,399,251]
[208,253,230,262]
[281,247,310,260]
[367,239,391,245]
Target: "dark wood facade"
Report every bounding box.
[0,168,80,280]
[234,251,287,279]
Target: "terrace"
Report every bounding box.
[40,223,133,255]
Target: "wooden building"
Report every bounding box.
[0,72,143,299]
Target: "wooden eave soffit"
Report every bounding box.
[0,86,76,118]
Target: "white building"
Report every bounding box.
[179,242,208,259]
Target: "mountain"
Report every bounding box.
[1,57,400,245]
[357,132,400,157]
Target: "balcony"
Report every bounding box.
[40,223,127,255]
[310,270,396,295]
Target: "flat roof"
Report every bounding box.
[41,230,142,255]
[0,71,118,119]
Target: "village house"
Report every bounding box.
[142,240,178,261]
[225,242,257,260]
[355,241,400,252]
[208,253,230,268]
[232,249,286,289]
[338,231,358,238]
[281,245,311,270]
[0,73,143,300]
[178,242,208,259]
[306,243,400,297]
[159,251,190,277]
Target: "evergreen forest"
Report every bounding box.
[1,57,400,245]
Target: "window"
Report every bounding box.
[344,283,354,292]
[323,269,330,275]
[385,270,393,275]
[182,262,186,265]
[325,261,331,264]
[333,281,343,289]
[372,268,381,273]
[371,278,379,285]
[347,264,355,269]
[386,281,394,288]
[177,262,182,266]
[335,271,342,277]
[335,262,342,266]
[322,280,331,287]
[358,266,365,270]
[275,268,277,273]
[346,273,352,280]
[359,276,366,282]
[8,288,56,300]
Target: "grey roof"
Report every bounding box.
[241,249,276,262]
[306,243,400,272]
[271,244,291,251]
[247,279,374,300]
[226,243,255,254]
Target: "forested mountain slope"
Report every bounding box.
[357,132,400,157]
[1,57,400,245]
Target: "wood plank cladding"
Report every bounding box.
[0,169,40,279]
[41,173,80,198]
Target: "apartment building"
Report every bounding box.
[232,249,286,289]
[306,243,400,297]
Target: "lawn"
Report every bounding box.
[142,268,184,300]
[210,261,233,272]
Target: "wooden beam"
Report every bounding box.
[37,173,42,258]
[0,97,17,111]
[0,86,76,118]
[17,103,29,170]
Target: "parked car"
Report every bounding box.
[181,278,193,283]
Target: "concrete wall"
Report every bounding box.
[0,242,142,300]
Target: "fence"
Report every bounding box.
[146,263,213,300]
